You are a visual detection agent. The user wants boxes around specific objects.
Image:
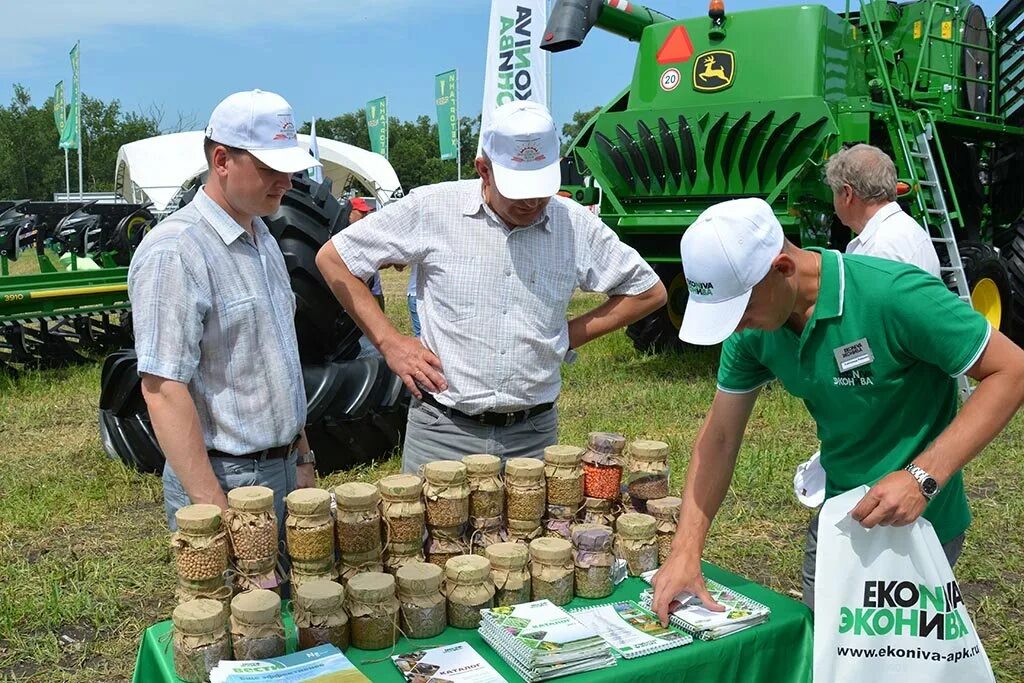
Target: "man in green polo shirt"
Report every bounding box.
[651,198,1024,623]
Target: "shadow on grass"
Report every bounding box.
[628,344,723,382]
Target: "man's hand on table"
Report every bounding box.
[379,334,447,400]
[650,552,725,628]
[850,469,927,528]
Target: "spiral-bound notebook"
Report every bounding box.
[639,569,771,640]
[567,601,693,659]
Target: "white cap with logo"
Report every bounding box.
[678,197,784,345]
[205,89,321,174]
[480,100,561,200]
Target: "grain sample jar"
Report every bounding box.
[615,513,659,576]
[346,572,400,650]
[176,576,233,609]
[506,517,543,545]
[172,598,231,683]
[443,555,495,628]
[294,579,350,651]
[543,504,576,541]
[646,496,681,564]
[424,524,468,569]
[466,516,507,556]
[229,589,285,661]
[486,542,531,607]
[572,524,615,599]
[290,561,338,591]
[384,539,425,575]
[544,445,584,507]
[339,548,384,585]
[464,454,504,520]
[505,458,546,522]
[226,487,278,590]
[379,474,425,547]
[582,433,626,501]
[334,482,382,556]
[285,488,334,564]
[582,496,617,527]
[172,504,229,584]
[529,538,574,606]
[627,441,671,509]
[423,461,470,528]
[396,562,446,639]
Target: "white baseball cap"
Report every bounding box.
[481,101,561,200]
[205,89,321,174]
[678,198,784,345]
[793,451,826,508]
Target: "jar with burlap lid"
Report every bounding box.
[486,542,531,607]
[226,487,278,591]
[465,516,507,556]
[443,555,495,628]
[285,488,334,564]
[463,454,505,519]
[176,576,233,609]
[384,539,425,575]
[396,562,446,639]
[582,433,625,501]
[506,517,543,545]
[505,458,546,521]
[172,598,231,683]
[424,524,468,569]
[346,572,400,650]
[423,461,470,528]
[172,504,229,583]
[615,513,659,576]
[229,589,285,661]
[334,482,382,555]
[529,538,574,606]
[379,474,425,546]
[339,548,384,585]
[291,559,339,591]
[543,504,576,541]
[544,445,584,507]
[582,496,617,527]
[645,496,681,564]
[627,441,671,509]
[571,524,615,599]
[294,579,350,651]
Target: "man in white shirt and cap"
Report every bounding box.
[316,100,666,472]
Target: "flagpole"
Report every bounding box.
[546,0,552,107]
[64,149,70,203]
[76,41,83,201]
[456,69,462,182]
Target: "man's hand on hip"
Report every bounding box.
[851,470,927,528]
[296,463,316,489]
[379,334,447,400]
[650,551,725,627]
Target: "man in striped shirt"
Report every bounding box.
[317,101,666,472]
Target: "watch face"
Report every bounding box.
[922,477,939,496]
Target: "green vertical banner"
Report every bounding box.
[53,81,66,138]
[435,70,459,161]
[59,42,80,150]
[365,97,389,158]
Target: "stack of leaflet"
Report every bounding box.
[638,569,770,640]
[209,644,370,682]
[478,600,616,681]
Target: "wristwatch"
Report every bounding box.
[297,449,316,467]
[904,463,940,500]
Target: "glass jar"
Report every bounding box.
[346,572,400,650]
[172,598,231,683]
[424,524,468,569]
[226,487,279,591]
[229,589,285,661]
[571,524,615,599]
[529,538,574,606]
[645,496,681,564]
[396,562,447,639]
[543,504,576,541]
[290,559,339,592]
[172,504,228,584]
[615,513,659,577]
[285,488,334,564]
[334,482,382,555]
[505,458,546,522]
[466,515,507,556]
[338,548,384,586]
[506,517,543,545]
[176,576,233,609]
[544,445,584,507]
[443,555,495,629]
[626,440,671,509]
[582,496,617,527]
[463,454,505,519]
[384,539,426,575]
[582,433,626,501]
[379,474,425,546]
[486,542,531,607]
[294,579,349,651]
[423,461,470,528]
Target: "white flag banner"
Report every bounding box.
[308,117,324,184]
[814,486,995,682]
[480,0,549,152]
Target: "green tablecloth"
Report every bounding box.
[134,562,812,683]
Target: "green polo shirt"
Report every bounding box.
[718,249,991,543]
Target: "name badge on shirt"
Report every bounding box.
[834,338,874,373]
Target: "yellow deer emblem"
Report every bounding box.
[698,56,728,83]
[692,50,734,92]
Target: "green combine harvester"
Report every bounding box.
[544,0,1024,352]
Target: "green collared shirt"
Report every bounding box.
[718,249,991,542]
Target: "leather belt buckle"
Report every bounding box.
[504,412,517,427]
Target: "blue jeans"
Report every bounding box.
[408,295,421,337]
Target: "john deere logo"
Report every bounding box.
[693,50,734,92]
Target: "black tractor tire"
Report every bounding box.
[626,264,688,354]
[959,240,1015,341]
[1000,224,1024,346]
[98,350,166,474]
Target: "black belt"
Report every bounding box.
[419,392,554,427]
[208,440,297,461]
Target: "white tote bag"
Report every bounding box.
[813,486,995,682]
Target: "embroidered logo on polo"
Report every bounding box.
[687,278,714,297]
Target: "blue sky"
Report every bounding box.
[0,0,1008,134]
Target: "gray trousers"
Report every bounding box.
[401,398,559,473]
[802,512,966,610]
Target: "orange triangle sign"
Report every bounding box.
[657,25,695,64]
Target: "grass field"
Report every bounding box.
[1,269,1022,681]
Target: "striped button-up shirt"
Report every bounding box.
[128,188,306,454]
[333,179,659,414]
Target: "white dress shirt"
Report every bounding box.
[845,201,941,278]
